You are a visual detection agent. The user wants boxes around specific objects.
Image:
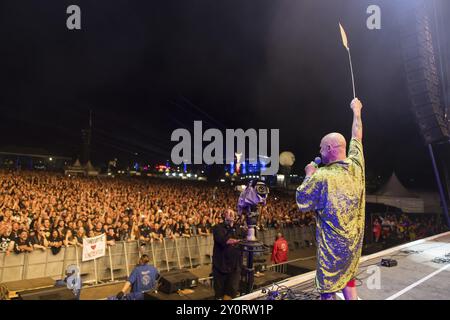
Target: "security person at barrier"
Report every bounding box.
[271,232,289,264]
[116,254,159,300]
[212,209,244,300]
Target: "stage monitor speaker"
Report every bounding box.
[19,286,76,300]
[399,0,450,145]
[159,270,198,294]
[381,259,398,268]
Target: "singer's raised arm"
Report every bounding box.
[348,98,365,174]
[351,98,363,142]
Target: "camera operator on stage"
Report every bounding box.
[212,209,244,300]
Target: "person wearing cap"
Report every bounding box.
[116,254,159,300]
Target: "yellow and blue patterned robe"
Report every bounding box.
[296,138,365,293]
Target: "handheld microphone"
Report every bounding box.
[313,157,322,167]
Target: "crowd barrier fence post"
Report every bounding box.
[22,252,29,280]
[150,240,157,267]
[75,245,80,269]
[43,249,49,277]
[186,237,193,269]
[0,253,5,282]
[137,240,141,258]
[162,238,170,271]
[93,257,98,284]
[174,237,182,270]
[195,236,202,265]
[123,242,130,277]
[108,246,114,281]
[61,247,68,279]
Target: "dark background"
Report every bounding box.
[0,0,449,189]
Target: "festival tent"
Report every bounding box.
[366,172,426,214]
[85,160,99,176]
[64,158,99,176]
[64,158,86,176]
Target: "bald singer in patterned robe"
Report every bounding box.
[296,138,365,293]
[296,99,365,296]
[296,98,365,299]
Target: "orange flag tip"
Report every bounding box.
[339,22,349,50]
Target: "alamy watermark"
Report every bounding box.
[66,5,81,30]
[170,121,279,176]
[366,265,381,290]
[367,5,381,30]
[65,5,380,32]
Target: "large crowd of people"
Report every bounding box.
[1,169,445,258]
[0,170,314,256]
[371,213,444,244]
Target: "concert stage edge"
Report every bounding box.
[237,231,450,301]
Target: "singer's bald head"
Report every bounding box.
[322,133,346,147]
[320,133,347,164]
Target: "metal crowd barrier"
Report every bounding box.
[0,226,316,284]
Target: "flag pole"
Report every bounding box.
[347,48,356,99]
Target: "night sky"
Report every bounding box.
[1,0,449,189]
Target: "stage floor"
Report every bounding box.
[238,232,450,300]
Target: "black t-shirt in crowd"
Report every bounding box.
[11,230,20,240]
[14,237,33,254]
[119,229,131,241]
[48,235,63,255]
[30,218,38,229]
[151,227,163,236]
[75,234,84,244]
[31,234,46,246]
[172,224,181,236]
[181,225,193,236]
[106,233,119,241]
[197,223,209,234]
[139,225,152,238]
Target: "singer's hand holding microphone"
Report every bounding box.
[305,157,321,178]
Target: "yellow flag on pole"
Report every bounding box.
[339,22,356,98]
[339,22,349,50]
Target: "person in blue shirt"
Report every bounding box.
[116,254,159,300]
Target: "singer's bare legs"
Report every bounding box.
[321,293,336,300]
[320,286,358,300]
[343,286,358,300]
